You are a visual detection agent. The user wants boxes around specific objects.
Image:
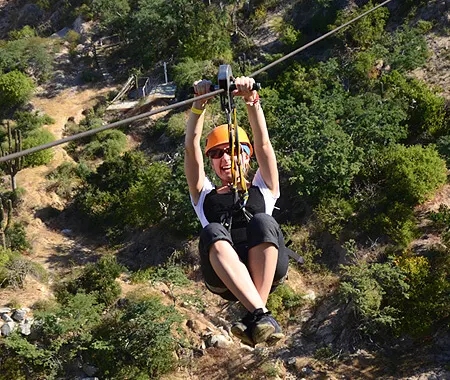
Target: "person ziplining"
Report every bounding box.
[185,70,291,346]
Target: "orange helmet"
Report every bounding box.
[204,124,253,157]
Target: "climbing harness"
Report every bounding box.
[217,64,259,230]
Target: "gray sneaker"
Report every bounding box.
[231,320,254,347]
[250,308,276,344]
[265,315,284,346]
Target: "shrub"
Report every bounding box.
[6,222,31,252]
[436,135,450,167]
[332,0,390,48]
[8,26,37,40]
[22,129,55,167]
[267,283,305,324]
[166,112,187,140]
[0,249,47,288]
[315,196,354,238]
[131,265,190,287]
[80,129,127,161]
[60,254,123,306]
[91,296,183,378]
[379,144,447,206]
[340,260,409,334]
[0,71,35,112]
[13,111,55,135]
[2,292,104,379]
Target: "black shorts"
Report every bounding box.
[198,213,289,301]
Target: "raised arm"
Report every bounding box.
[185,80,212,205]
[234,77,279,196]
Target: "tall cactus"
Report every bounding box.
[0,199,12,249]
[0,121,23,192]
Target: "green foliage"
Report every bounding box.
[281,224,324,273]
[166,112,187,140]
[0,71,35,112]
[46,161,91,200]
[5,222,31,252]
[382,71,446,136]
[91,296,183,378]
[267,283,305,324]
[378,144,447,206]
[340,260,408,334]
[332,1,389,48]
[80,129,127,161]
[315,196,354,238]
[416,20,433,34]
[429,204,450,230]
[131,265,190,287]
[0,248,47,288]
[13,110,55,135]
[2,292,103,379]
[341,249,450,337]
[0,38,53,83]
[22,129,55,167]
[173,57,216,92]
[270,99,361,199]
[65,30,81,44]
[59,255,123,306]
[272,17,301,47]
[8,26,37,40]
[436,135,450,167]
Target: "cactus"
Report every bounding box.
[0,198,12,249]
[0,121,23,192]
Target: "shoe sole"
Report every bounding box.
[252,323,275,344]
[231,325,255,347]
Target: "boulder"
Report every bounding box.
[12,309,27,322]
[17,4,44,28]
[206,334,233,349]
[1,321,16,336]
[0,307,11,314]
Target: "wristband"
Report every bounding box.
[191,106,205,115]
[245,93,260,106]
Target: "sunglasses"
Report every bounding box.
[208,145,250,159]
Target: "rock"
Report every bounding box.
[0,307,11,314]
[287,357,297,365]
[19,322,32,336]
[303,290,316,302]
[1,321,16,336]
[17,4,44,27]
[2,314,13,322]
[61,229,74,237]
[82,364,98,377]
[12,309,27,322]
[206,334,233,349]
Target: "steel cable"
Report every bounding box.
[0,0,392,163]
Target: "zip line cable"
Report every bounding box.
[249,0,392,77]
[0,0,393,164]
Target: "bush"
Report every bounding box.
[332,0,389,48]
[59,254,123,306]
[46,161,91,199]
[6,222,31,252]
[315,196,354,238]
[80,129,127,161]
[340,260,409,334]
[0,248,47,288]
[436,135,450,167]
[22,129,55,167]
[267,283,305,324]
[166,112,187,140]
[91,296,183,378]
[379,144,447,206]
[0,71,35,113]
[13,111,55,136]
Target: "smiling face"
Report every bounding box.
[209,143,250,185]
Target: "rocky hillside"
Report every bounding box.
[0,1,449,379]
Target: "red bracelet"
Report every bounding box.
[245,93,260,106]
